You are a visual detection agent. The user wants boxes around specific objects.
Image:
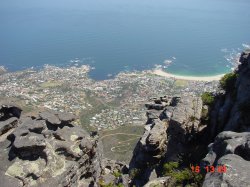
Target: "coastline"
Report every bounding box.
[151,69,225,81]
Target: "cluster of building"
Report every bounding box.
[0,65,219,130]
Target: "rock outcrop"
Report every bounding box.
[209,50,250,138]
[0,105,131,187]
[0,108,101,187]
[202,131,250,187]
[202,50,250,186]
[129,95,204,186]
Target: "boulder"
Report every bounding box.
[39,110,75,126]
[203,154,250,187]
[0,104,22,121]
[0,106,99,187]
[0,117,18,136]
[144,177,171,187]
[202,131,250,166]
[202,131,250,186]
[145,103,164,110]
[0,171,22,187]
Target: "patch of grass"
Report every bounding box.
[99,182,124,187]
[219,72,237,91]
[100,125,144,163]
[162,162,204,186]
[174,80,188,87]
[201,92,215,106]
[40,81,62,88]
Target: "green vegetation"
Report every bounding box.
[113,170,122,178]
[40,81,62,88]
[219,72,237,91]
[174,80,188,87]
[129,168,141,180]
[162,162,179,174]
[201,92,215,106]
[189,115,196,122]
[80,91,109,131]
[201,107,209,121]
[100,125,144,163]
[162,162,204,186]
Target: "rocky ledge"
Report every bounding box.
[0,104,131,187]
[0,104,102,187]
[129,95,204,186]
[202,131,250,187]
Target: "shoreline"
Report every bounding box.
[1,64,225,82]
[151,69,225,81]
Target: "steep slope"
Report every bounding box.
[202,50,250,186]
[209,50,250,137]
[129,96,205,186]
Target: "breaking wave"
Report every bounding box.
[221,43,250,71]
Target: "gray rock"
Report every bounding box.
[39,110,75,126]
[13,132,46,158]
[145,103,164,110]
[39,111,61,125]
[0,104,22,121]
[203,154,250,187]
[209,50,250,138]
[0,117,18,136]
[0,106,100,187]
[0,171,22,187]
[144,177,171,187]
[202,131,250,166]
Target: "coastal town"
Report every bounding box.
[0,65,219,130]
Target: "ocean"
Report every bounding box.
[0,0,249,80]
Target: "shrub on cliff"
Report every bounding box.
[162,162,179,174]
[201,92,215,106]
[219,72,237,91]
[113,170,122,178]
[162,162,203,186]
[129,168,141,180]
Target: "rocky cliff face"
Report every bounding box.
[202,132,250,187]
[209,50,250,137]
[202,50,250,186]
[129,95,205,186]
[131,50,250,187]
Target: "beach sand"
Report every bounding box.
[152,69,225,81]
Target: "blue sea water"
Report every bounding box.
[0,0,249,80]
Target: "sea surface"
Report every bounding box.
[0,0,250,80]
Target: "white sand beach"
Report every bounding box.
[152,69,225,81]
